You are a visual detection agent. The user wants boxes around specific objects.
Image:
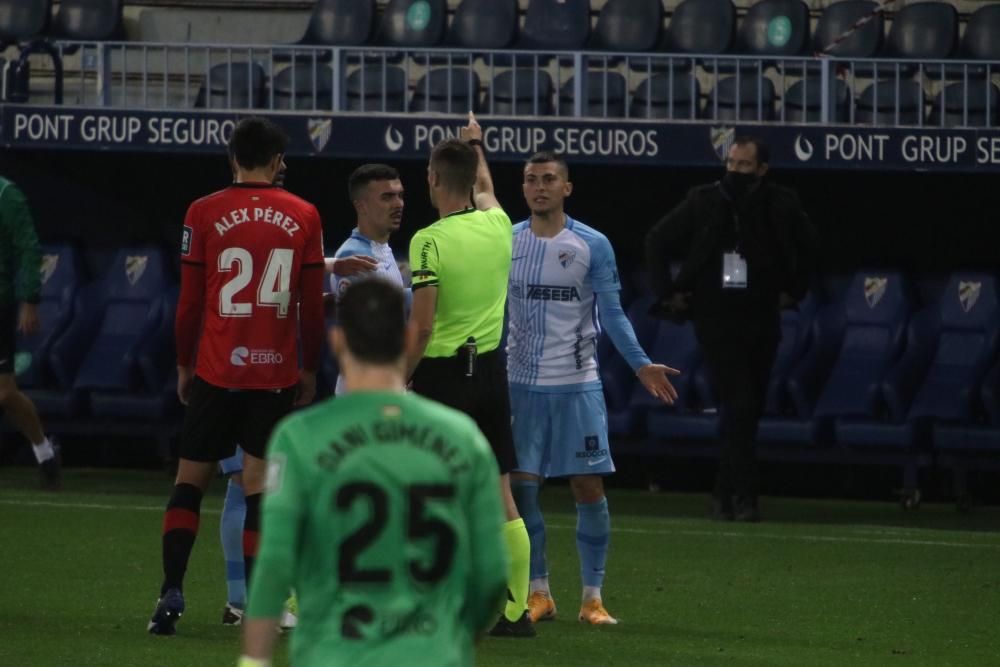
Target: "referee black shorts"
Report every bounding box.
[411,348,517,475]
[179,376,296,462]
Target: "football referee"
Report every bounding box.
[406,113,533,637]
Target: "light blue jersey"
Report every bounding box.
[507,217,622,390]
[331,228,410,394]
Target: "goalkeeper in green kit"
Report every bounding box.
[240,279,508,667]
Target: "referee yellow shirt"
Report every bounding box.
[409,207,513,358]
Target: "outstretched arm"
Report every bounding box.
[461,112,501,211]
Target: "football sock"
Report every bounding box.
[220,479,247,608]
[243,493,261,593]
[31,438,55,464]
[510,479,549,582]
[576,497,610,595]
[502,518,530,622]
[161,483,203,595]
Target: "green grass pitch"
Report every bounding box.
[1,467,998,666]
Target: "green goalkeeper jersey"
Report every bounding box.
[247,390,508,667]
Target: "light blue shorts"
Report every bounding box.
[509,387,614,478]
[218,446,244,476]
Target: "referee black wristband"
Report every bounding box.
[467,139,483,148]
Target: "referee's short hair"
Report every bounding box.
[348,163,400,202]
[430,139,478,195]
[228,117,288,171]
[337,279,407,364]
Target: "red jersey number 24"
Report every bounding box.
[218,247,294,318]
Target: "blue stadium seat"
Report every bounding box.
[0,0,50,47]
[933,359,1000,453]
[486,69,553,116]
[630,73,701,119]
[644,320,711,442]
[49,0,125,41]
[730,0,811,71]
[17,246,84,417]
[377,0,447,49]
[345,65,407,112]
[708,75,776,121]
[558,72,627,117]
[71,247,173,398]
[883,1,958,79]
[448,0,518,52]
[295,0,375,47]
[194,62,265,110]
[591,0,663,54]
[272,64,334,110]
[930,82,999,128]
[410,67,480,113]
[812,0,883,77]
[516,0,591,51]
[783,78,852,122]
[665,0,736,60]
[856,80,925,126]
[952,5,1000,79]
[804,272,912,426]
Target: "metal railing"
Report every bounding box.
[4,40,999,127]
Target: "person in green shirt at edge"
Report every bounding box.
[240,278,508,667]
[404,112,533,637]
[0,176,59,489]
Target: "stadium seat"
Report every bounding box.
[630,73,701,119]
[345,64,407,112]
[730,0,811,70]
[71,248,173,397]
[855,80,925,126]
[516,0,591,51]
[804,272,912,425]
[603,294,660,437]
[410,67,480,113]
[662,0,736,72]
[883,1,958,78]
[49,0,125,41]
[0,0,50,47]
[447,0,518,53]
[558,72,627,118]
[16,246,83,393]
[376,0,447,49]
[707,75,776,121]
[293,0,375,47]
[949,5,1000,80]
[644,320,713,443]
[930,82,999,128]
[591,0,663,53]
[193,62,265,109]
[812,0,884,74]
[272,64,334,110]
[486,69,553,116]
[783,77,852,122]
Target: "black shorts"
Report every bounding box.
[411,348,517,474]
[179,376,296,462]
[0,306,15,374]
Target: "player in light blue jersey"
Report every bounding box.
[329,164,410,395]
[507,152,680,626]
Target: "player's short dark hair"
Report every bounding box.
[348,163,400,202]
[337,279,406,364]
[526,151,569,179]
[429,139,478,195]
[228,117,288,171]
[733,136,770,165]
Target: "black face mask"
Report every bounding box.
[722,170,759,199]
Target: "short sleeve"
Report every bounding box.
[180,204,205,264]
[409,230,440,290]
[588,234,621,294]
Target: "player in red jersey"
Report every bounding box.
[149,118,325,635]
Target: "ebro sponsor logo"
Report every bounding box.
[230,346,284,366]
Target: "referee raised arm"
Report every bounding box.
[406,113,534,638]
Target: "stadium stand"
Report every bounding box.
[272,63,334,110]
[49,0,125,41]
[630,72,701,119]
[409,66,480,112]
[445,0,519,52]
[345,63,407,111]
[488,68,554,115]
[194,62,267,109]
[590,0,663,54]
